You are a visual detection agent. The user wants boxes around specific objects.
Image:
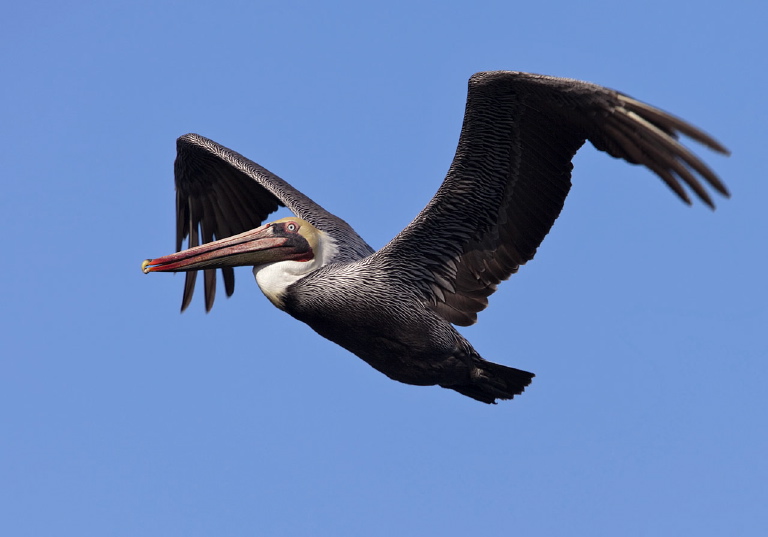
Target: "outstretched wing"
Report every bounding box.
[371,71,730,326]
[174,134,373,311]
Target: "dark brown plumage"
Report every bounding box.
[146,71,729,403]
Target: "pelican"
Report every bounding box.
[142,71,729,404]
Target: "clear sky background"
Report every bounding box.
[1,1,766,536]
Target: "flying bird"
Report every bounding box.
[142,71,729,404]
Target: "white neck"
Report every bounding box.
[252,232,338,309]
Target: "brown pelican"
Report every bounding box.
[142,71,729,404]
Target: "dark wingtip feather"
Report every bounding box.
[610,105,727,209]
[618,95,731,155]
[204,269,216,312]
[223,267,235,297]
[180,271,196,312]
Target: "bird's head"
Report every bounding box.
[141,217,326,274]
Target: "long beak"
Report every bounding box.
[142,223,311,273]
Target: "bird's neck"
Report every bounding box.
[252,231,338,309]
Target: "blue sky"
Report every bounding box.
[1,1,766,535]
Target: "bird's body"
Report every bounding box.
[143,71,729,403]
[286,262,472,386]
[277,258,533,402]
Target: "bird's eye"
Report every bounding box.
[286,222,297,232]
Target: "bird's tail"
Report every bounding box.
[448,360,535,404]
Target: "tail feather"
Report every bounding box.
[447,361,535,404]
